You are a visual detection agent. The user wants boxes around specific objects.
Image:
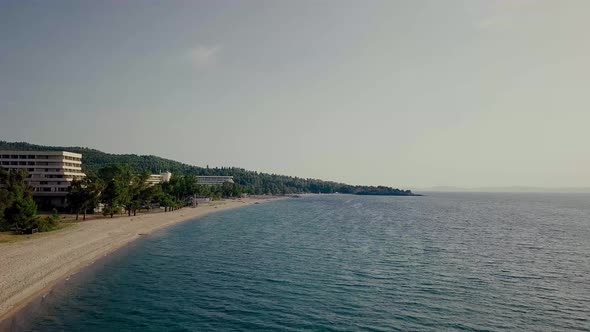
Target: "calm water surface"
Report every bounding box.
[19,193,590,331]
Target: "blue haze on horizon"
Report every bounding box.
[1,0,589,189]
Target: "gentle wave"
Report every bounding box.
[20,193,590,331]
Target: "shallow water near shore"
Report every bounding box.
[13,194,590,331]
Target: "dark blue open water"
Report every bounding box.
[18,194,590,331]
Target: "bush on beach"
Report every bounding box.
[0,169,61,234]
[0,169,39,233]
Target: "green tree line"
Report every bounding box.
[1,164,243,233]
[0,169,59,233]
[70,164,243,220]
[0,141,415,196]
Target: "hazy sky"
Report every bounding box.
[1,0,589,189]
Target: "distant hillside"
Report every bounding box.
[0,141,416,196]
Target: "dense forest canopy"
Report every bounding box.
[0,141,416,196]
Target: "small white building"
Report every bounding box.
[147,171,172,186]
[196,176,234,185]
[146,173,233,186]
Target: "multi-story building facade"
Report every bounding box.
[196,176,234,185]
[147,171,172,186]
[0,151,86,207]
[146,173,233,186]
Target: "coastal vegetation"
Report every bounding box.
[353,186,414,196]
[0,164,243,233]
[0,168,60,233]
[68,164,242,220]
[0,141,415,196]
[0,140,416,234]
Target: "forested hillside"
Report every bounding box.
[0,141,415,196]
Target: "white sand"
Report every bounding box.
[0,198,276,320]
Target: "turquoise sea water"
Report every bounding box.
[15,194,590,331]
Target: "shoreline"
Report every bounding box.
[0,197,282,327]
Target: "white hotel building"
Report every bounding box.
[147,173,234,186]
[196,176,234,186]
[0,151,86,207]
[146,171,173,186]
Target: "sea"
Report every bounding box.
[12,193,590,331]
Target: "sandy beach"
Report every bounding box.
[0,197,276,323]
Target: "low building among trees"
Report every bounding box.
[195,176,234,186]
[146,171,172,186]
